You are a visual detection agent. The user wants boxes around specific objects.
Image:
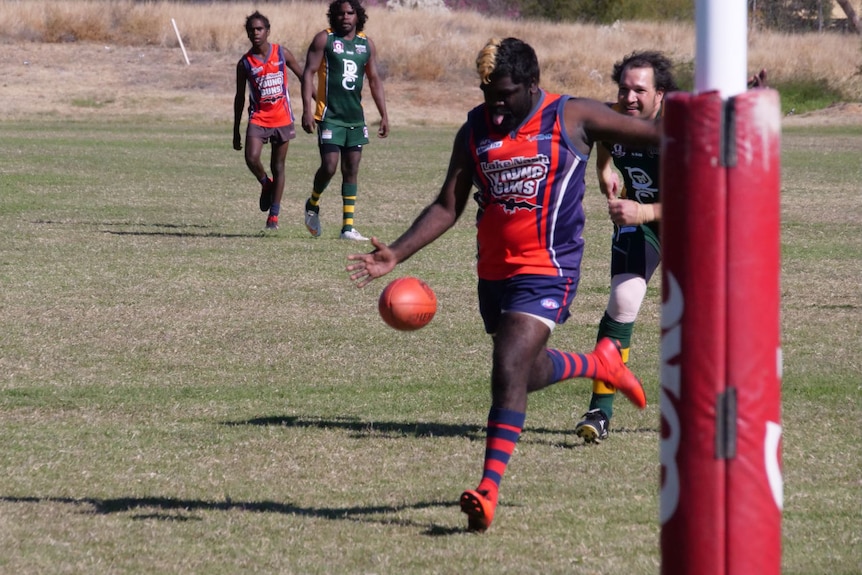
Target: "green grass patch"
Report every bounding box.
[777,77,850,116]
[0,119,859,574]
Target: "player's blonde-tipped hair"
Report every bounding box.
[476,38,502,85]
[474,37,540,87]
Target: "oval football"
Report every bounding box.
[378,277,437,331]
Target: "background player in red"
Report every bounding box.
[233,11,304,230]
[346,37,660,532]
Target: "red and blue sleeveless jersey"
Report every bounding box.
[467,91,589,281]
[241,43,295,128]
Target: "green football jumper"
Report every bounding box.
[313,29,370,128]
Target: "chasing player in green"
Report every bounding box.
[574,54,768,443]
[574,51,676,443]
[301,0,389,240]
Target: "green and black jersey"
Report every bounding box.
[601,118,661,250]
[313,29,370,127]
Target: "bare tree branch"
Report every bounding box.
[835,0,861,33]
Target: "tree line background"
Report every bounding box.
[448,0,857,32]
[177,0,860,33]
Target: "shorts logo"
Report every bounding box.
[321,129,333,140]
[541,298,560,310]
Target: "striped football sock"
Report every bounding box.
[341,182,357,232]
[476,407,525,503]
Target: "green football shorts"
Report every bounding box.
[317,121,369,148]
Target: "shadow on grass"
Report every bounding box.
[104,230,258,238]
[0,495,465,535]
[31,219,261,239]
[224,414,486,440]
[222,414,657,448]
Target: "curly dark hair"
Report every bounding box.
[612,50,679,93]
[327,0,368,33]
[244,11,270,33]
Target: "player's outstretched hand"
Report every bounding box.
[346,237,397,288]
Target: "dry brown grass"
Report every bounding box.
[0,0,860,126]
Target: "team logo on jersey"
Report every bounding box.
[527,133,553,142]
[258,71,285,102]
[356,45,366,54]
[481,154,550,213]
[623,166,658,203]
[342,59,359,90]
[610,143,626,157]
[333,40,344,54]
[541,298,560,310]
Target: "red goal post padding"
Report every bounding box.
[660,88,782,575]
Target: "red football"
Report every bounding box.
[378,276,437,331]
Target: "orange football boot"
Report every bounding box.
[593,338,647,409]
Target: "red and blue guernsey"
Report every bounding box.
[240,43,295,128]
[467,91,589,281]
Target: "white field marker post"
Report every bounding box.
[171,18,190,66]
[659,0,783,574]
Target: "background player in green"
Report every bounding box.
[574,51,676,443]
[301,0,389,241]
[573,54,769,444]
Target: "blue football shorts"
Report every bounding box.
[477,274,578,334]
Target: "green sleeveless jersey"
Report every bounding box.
[314,30,370,127]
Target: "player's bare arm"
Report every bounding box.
[347,125,474,287]
[301,31,327,134]
[365,37,389,138]
[595,144,619,200]
[233,61,247,150]
[564,97,660,155]
[283,47,305,85]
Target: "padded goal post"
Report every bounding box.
[659,88,783,575]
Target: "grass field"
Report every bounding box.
[0,117,860,574]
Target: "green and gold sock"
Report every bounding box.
[341,182,357,232]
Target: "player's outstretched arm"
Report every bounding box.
[565,97,661,155]
[346,124,475,289]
